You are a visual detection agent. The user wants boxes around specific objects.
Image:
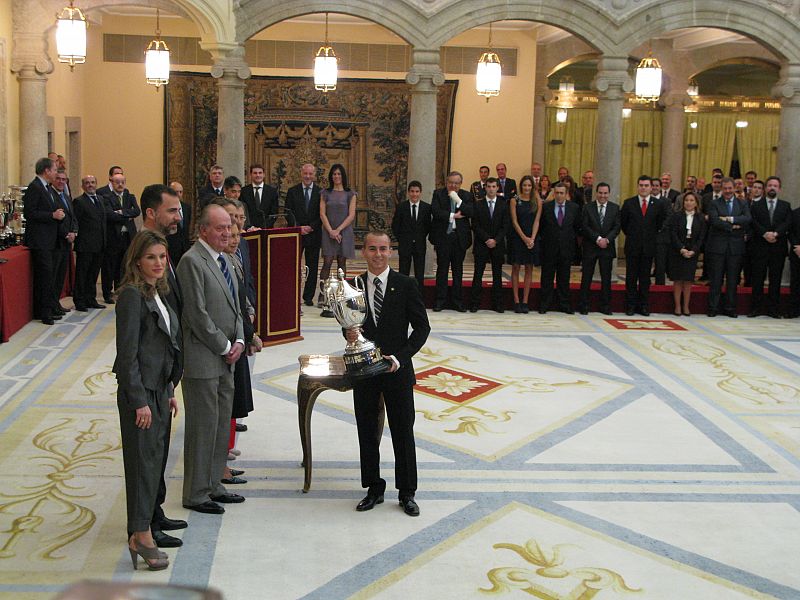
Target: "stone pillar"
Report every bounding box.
[11,32,53,179]
[531,69,549,167]
[773,63,800,210]
[406,49,444,278]
[592,57,633,204]
[204,43,251,182]
[660,93,691,184]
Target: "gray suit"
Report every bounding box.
[113,286,182,533]
[177,240,244,506]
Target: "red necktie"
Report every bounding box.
[641,198,648,216]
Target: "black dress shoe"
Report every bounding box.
[183,501,224,514]
[52,314,63,320]
[221,476,247,484]
[229,468,245,476]
[707,311,717,317]
[433,306,443,312]
[625,309,635,316]
[42,317,55,325]
[74,305,88,312]
[514,303,522,313]
[747,311,759,318]
[355,494,384,512]
[469,306,478,313]
[399,497,420,517]
[538,308,547,314]
[104,297,115,304]
[153,530,183,548]
[520,304,529,314]
[579,309,589,315]
[454,306,467,313]
[768,311,781,319]
[88,301,106,309]
[601,309,613,315]
[725,311,738,318]
[640,309,650,317]
[562,308,574,315]
[210,492,245,503]
[304,300,314,307]
[156,516,187,530]
[493,306,504,313]
[235,423,248,432]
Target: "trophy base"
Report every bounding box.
[343,346,391,379]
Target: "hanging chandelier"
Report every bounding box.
[635,50,662,101]
[556,108,568,123]
[687,78,699,97]
[558,76,575,94]
[476,22,502,101]
[55,1,87,70]
[622,107,632,119]
[314,13,338,92]
[145,9,170,88]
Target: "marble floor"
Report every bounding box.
[0,302,799,599]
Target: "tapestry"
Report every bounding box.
[165,73,458,239]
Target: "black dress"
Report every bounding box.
[231,259,254,419]
[510,196,540,266]
[668,212,706,282]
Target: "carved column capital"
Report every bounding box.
[406,48,444,89]
[202,42,251,81]
[10,31,53,78]
[660,92,693,110]
[772,62,800,106]
[592,56,633,100]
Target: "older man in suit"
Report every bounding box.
[198,165,225,208]
[102,173,140,303]
[539,181,581,314]
[241,163,279,229]
[72,175,107,311]
[579,182,621,315]
[51,169,78,314]
[346,230,430,516]
[495,163,517,200]
[177,204,245,514]
[285,163,322,306]
[706,177,752,317]
[470,178,509,312]
[392,180,432,290]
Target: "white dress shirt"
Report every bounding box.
[154,292,171,332]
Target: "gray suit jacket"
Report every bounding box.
[176,241,244,379]
[113,286,182,409]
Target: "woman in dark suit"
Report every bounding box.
[669,192,706,316]
[113,230,182,571]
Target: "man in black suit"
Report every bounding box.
[97,165,124,201]
[539,181,581,314]
[102,173,140,303]
[470,178,508,312]
[392,180,432,291]
[198,165,225,208]
[346,230,430,516]
[285,163,322,306]
[651,176,675,286]
[51,169,78,315]
[788,206,800,318]
[574,170,594,207]
[241,163,279,229]
[749,176,791,318]
[495,163,517,200]
[430,171,473,311]
[660,173,681,209]
[706,177,752,317]
[72,175,106,311]
[620,175,666,316]
[167,181,192,265]
[579,182,620,315]
[470,166,490,201]
[23,157,64,325]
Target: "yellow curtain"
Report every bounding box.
[544,107,597,180]
[620,110,663,199]
[735,113,779,179]
[683,113,736,181]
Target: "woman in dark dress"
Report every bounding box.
[669,192,706,316]
[318,164,357,303]
[509,175,542,313]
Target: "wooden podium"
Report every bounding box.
[244,227,303,346]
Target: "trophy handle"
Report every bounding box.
[354,275,365,293]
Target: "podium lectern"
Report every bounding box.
[244,227,303,346]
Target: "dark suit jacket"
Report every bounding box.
[581,201,621,258]
[620,195,667,257]
[167,200,193,265]
[392,200,432,254]
[751,198,792,257]
[112,285,182,409]
[471,196,509,258]
[706,195,752,256]
[197,183,223,209]
[284,182,322,247]
[539,200,581,262]
[497,178,517,200]
[665,188,681,208]
[22,177,59,250]
[790,206,800,248]
[73,193,106,253]
[357,269,430,385]
[574,186,593,207]
[52,188,78,246]
[241,183,279,229]
[701,191,722,216]
[103,190,140,248]
[670,213,706,253]
[470,180,487,201]
[429,188,473,250]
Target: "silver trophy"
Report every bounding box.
[319,272,342,318]
[327,269,390,379]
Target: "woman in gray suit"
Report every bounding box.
[114,230,182,571]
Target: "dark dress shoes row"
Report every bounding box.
[355,494,384,512]
[399,496,420,517]
[153,531,182,548]
[210,492,245,503]
[183,500,225,514]
[156,516,187,530]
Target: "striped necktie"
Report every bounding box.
[373,277,383,324]
[217,255,235,299]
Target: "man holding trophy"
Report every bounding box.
[341,230,430,516]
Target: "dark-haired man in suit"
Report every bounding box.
[470,178,509,312]
[579,182,620,315]
[240,163,279,229]
[470,166,490,201]
[72,175,107,311]
[167,181,193,265]
[198,165,225,209]
[285,163,322,306]
[392,180,432,291]
[51,169,78,314]
[539,181,581,314]
[102,173,140,304]
[495,163,517,200]
[346,230,430,516]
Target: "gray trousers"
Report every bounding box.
[118,388,168,533]
[181,374,234,505]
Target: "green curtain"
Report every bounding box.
[620,110,663,199]
[735,113,779,179]
[683,113,737,181]
[544,107,597,180]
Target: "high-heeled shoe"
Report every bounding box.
[129,537,169,571]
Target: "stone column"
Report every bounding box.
[11,32,53,180]
[660,93,691,184]
[406,49,444,278]
[592,56,633,203]
[531,69,549,167]
[204,43,251,182]
[773,63,800,209]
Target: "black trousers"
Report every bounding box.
[301,244,321,304]
[580,254,613,311]
[471,250,504,308]
[654,238,669,285]
[434,235,466,308]
[52,244,70,310]
[540,252,573,311]
[750,247,786,314]
[625,252,653,311]
[353,370,417,497]
[150,411,172,532]
[74,251,103,308]
[31,248,55,319]
[789,253,800,317]
[102,240,128,298]
[399,245,426,290]
[707,251,743,313]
